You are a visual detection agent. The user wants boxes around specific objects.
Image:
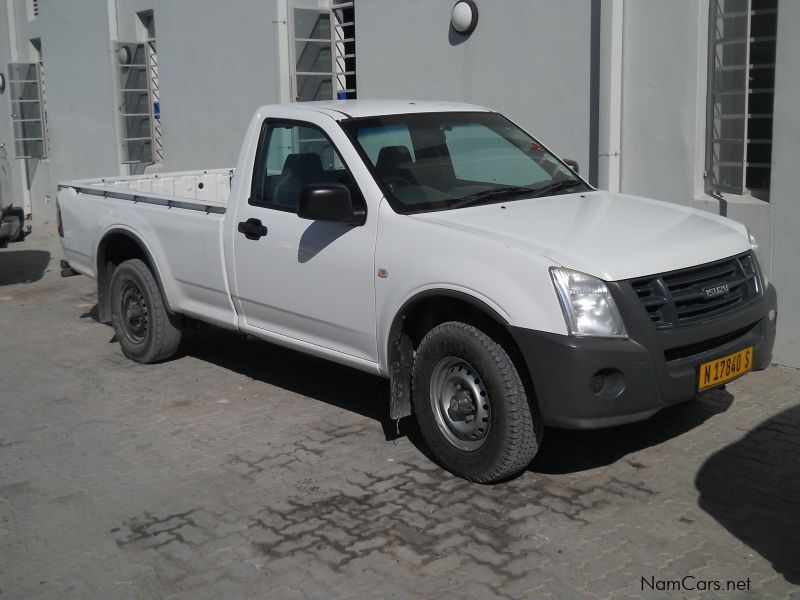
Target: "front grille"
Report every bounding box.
[630,252,760,329]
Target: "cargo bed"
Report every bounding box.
[59,168,234,214]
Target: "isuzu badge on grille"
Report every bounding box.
[703,283,730,298]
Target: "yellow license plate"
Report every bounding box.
[698,347,754,391]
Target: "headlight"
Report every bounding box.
[748,231,768,288]
[748,231,759,253]
[550,267,628,338]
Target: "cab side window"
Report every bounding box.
[251,121,359,212]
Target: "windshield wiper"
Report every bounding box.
[529,178,584,198]
[450,186,539,209]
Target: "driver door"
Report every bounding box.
[231,118,378,363]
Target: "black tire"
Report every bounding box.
[109,258,181,363]
[412,321,541,483]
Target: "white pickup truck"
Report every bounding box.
[58,100,776,482]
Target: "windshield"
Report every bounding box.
[341,111,588,213]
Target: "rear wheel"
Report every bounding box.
[412,321,541,482]
[109,258,181,363]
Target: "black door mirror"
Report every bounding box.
[563,158,580,174]
[298,184,365,225]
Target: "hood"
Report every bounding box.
[411,191,750,281]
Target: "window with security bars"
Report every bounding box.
[291,1,356,102]
[705,0,778,200]
[6,61,47,159]
[114,40,160,165]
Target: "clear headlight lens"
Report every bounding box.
[550,267,628,338]
[748,231,759,253]
[748,231,768,288]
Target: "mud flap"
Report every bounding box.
[389,333,414,420]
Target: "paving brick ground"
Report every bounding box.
[1,223,799,599]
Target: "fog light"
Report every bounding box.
[590,368,626,400]
[769,309,776,321]
[590,373,606,394]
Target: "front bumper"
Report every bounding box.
[509,281,777,430]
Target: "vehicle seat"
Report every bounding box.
[375,145,415,187]
[273,153,325,209]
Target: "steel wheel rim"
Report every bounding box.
[119,282,148,344]
[429,356,491,451]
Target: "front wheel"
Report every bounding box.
[109,258,181,363]
[412,322,541,483]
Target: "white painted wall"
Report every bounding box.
[618,0,789,365]
[618,0,706,206]
[354,0,593,174]
[1,0,285,220]
[25,0,120,216]
[768,0,800,368]
[151,0,282,172]
[2,0,120,218]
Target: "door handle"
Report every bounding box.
[237,218,268,240]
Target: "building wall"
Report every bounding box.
[125,0,283,172]
[618,0,792,367]
[618,0,707,206]
[0,0,285,220]
[618,0,772,277]
[769,0,800,367]
[20,0,120,216]
[355,0,593,174]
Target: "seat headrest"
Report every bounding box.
[282,153,324,179]
[376,145,413,175]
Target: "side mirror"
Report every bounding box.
[298,184,365,225]
[563,159,580,174]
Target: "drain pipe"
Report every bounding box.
[597,0,625,193]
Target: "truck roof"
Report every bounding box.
[263,99,491,120]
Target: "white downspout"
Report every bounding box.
[598,0,624,193]
[276,0,291,104]
[5,0,17,60]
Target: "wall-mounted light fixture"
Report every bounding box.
[451,0,479,35]
[118,45,131,66]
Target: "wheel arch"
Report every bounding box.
[386,289,533,421]
[95,228,172,323]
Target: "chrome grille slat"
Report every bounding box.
[671,276,746,303]
[663,264,737,289]
[676,293,743,318]
[629,252,759,329]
